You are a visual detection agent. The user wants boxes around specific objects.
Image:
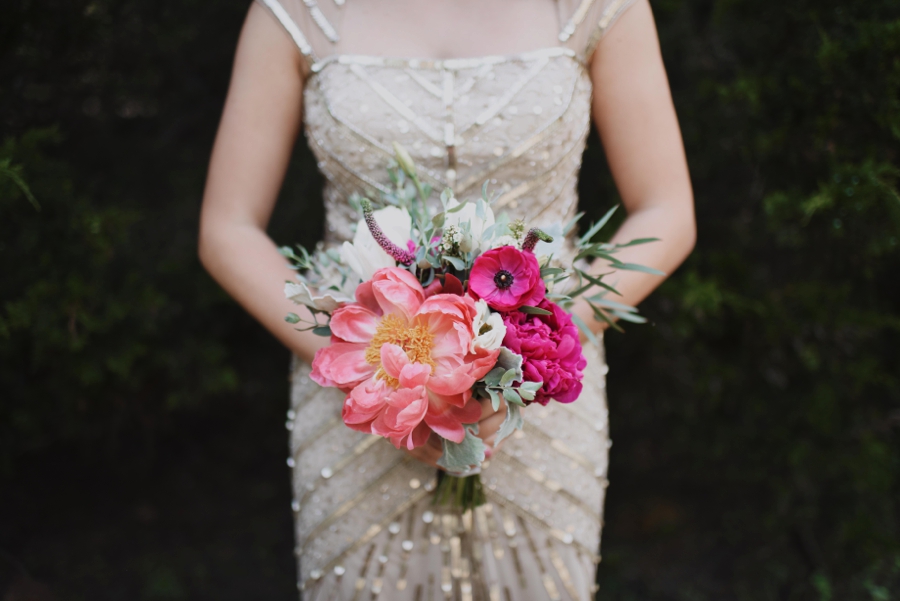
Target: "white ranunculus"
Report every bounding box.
[471,299,507,352]
[491,235,519,249]
[445,199,495,252]
[340,206,412,281]
[285,281,351,313]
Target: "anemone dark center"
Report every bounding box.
[494,269,515,290]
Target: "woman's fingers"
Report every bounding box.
[405,433,444,468]
[480,396,504,420]
[478,409,507,441]
[406,402,513,468]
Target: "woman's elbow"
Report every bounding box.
[197,216,221,275]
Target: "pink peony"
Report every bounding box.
[502,299,586,405]
[311,268,499,450]
[468,246,545,312]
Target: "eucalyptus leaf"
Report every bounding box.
[482,367,505,387]
[520,381,542,392]
[540,266,566,277]
[285,313,301,324]
[578,205,618,245]
[517,387,536,401]
[487,388,501,412]
[587,296,640,312]
[312,325,332,337]
[613,237,661,248]
[444,255,466,270]
[615,262,667,276]
[612,310,648,323]
[589,301,624,333]
[495,348,524,383]
[502,388,524,406]
[570,313,599,347]
[563,211,584,235]
[437,425,486,472]
[494,403,524,446]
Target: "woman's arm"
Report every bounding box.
[576,0,696,331]
[198,4,326,363]
[198,4,502,466]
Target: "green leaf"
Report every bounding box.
[495,348,524,383]
[578,205,618,245]
[540,266,566,277]
[487,388,501,412]
[432,212,445,228]
[517,387,535,401]
[589,301,624,333]
[519,305,552,315]
[500,368,517,386]
[563,211,584,235]
[520,381,542,392]
[443,256,466,270]
[574,245,620,263]
[611,310,648,324]
[612,237,660,248]
[502,388,524,406]
[437,425,486,472]
[494,403,524,445]
[312,325,332,337]
[285,313,301,324]
[575,269,622,296]
[615,262,667,276]
[570,313,599,347]
[587,296,639,313]
[482,367,505,387]
[0,161,40,210]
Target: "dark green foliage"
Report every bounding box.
[581,0,900,598]
[0,0,897,598]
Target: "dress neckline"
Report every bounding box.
[309,46,581,75]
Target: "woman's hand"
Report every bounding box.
[405,397,509,468]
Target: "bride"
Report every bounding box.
[199,0,695,598]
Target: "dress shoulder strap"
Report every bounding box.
[254,0,343,67]
[557,0,637,63]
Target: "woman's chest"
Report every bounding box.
[303,52,593,201]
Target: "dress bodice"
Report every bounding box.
[257,0,636,244]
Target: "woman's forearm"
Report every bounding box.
[199,220,327,363]
[573,201,696,333]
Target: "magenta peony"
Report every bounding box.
[311,268,499,450]
[468,246,545,312]
[502,299,586,405]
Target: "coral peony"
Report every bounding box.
[502,299,586,405]
[468,246,545,312]
[311,268,498,449]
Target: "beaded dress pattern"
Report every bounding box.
[259,0,635,598]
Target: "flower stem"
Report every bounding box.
[432,471,486,511]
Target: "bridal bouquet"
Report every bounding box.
[281,146,658,509]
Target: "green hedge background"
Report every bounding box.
[1,0,898,598]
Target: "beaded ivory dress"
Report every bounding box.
[262,0,635,598]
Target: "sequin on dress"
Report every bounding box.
[259,1,636,598]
